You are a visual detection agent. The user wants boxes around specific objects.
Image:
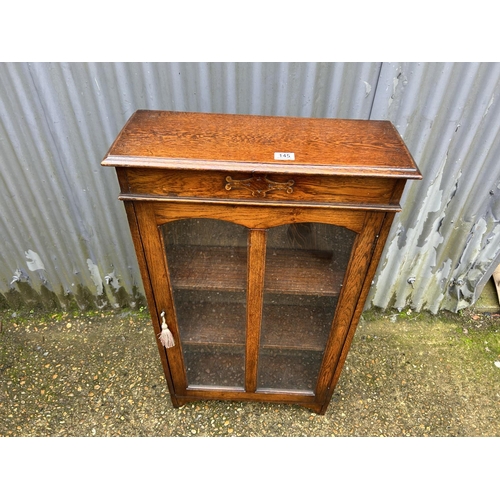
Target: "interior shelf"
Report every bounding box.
[175,300,332,352]
[168,245,247,292]
[176,300,246,346]
[260,303,332,351]
[265,248,343,295]
[168,245,344,296]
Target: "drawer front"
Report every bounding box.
[123,168,399,206]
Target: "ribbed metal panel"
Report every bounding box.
[0,63,140,310]
[1,62,500,313]
[368,62,500,312]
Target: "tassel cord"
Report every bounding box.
[159,311,175,349]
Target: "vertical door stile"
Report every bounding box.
[319,211,396,413]
[245,229,267,392]
[315,211,385,403]
[134,202,188,395]
[122,201,180,406]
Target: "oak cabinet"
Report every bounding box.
[102,110,420,414]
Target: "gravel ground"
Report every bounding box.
[1,308,499,437]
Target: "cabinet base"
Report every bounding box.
[169,391,328,415]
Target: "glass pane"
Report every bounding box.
[162,219,247,389]
[258,223,356,393]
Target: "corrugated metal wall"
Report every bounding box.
[369,63,500,312]
[1,62,500,313]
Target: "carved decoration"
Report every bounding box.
[225,174,294,197]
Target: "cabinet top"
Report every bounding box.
[102,110,421,178]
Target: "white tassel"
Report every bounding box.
[159,312,175,348]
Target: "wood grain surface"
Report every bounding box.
[103,110,421,178]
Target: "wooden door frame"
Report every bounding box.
[130,198,393,412]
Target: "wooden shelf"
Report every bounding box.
[176,300,332,352]
[168,245,344,296]
[261,303,333,351]
[176,300,246,346]
[265,248,343,296]
[168,246,247,292]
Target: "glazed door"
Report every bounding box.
[135,201,383,405]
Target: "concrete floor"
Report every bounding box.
[1,307,499,437]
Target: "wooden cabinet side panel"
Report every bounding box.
[115,167,131,193]
[319,211,396,414]
[389,179,407,206]
[121,201,180,406]
[315,211,386,405]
